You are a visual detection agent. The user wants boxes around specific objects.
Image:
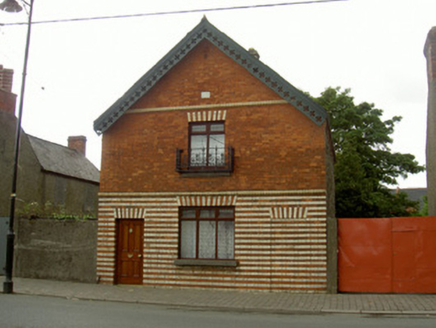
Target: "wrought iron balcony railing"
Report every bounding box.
[176,146,234,174]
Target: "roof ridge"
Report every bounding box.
[27,134,77,153]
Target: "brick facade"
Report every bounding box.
[97,191,329,290]
[101,41,327,193]
[95,19,335,292]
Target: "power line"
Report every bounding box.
[1,0,349,26]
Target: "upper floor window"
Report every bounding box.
[175,115,234,174]
[189,122,225,167]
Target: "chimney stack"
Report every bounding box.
[68,136,87,156]
[0,89,17,115]
[0,65,14,92]
[0,65,16,115]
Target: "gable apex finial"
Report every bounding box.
[201,15,208,22]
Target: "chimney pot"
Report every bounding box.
[0,89,17,115]
[68,135,87,156]
[248,48,260,60]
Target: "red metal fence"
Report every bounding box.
[338,217,436,293]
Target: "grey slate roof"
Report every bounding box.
[28,135,100,184]
[94,17,327,134]
[392,187,427,209]
[399,188,427,203]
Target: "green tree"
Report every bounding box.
[418,196,429,216]
[314,87,425,218]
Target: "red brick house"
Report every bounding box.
[94,18,336,292]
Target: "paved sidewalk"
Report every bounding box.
[4,277,436,315]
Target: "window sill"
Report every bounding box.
[174,259,238,267]
[180,172,231,178]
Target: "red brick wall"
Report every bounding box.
[100,39,328,193]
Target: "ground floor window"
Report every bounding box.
[179,207,234,260]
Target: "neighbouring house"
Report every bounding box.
[425,27,436,216]
[391,187,427,213]
[1,65,100,275]
[94,18,336,292]
[0,65,100,218]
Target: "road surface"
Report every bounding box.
[0,294,434,328]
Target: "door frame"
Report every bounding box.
[115,218,144,285]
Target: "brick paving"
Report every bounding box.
[4,277,436,315]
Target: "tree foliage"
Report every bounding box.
[314,87,425,218]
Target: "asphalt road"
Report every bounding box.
[0,294,435,328]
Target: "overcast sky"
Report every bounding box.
[1,0,435,188]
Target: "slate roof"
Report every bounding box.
[94,17,327,134]
[399,188,427,203]
[28,135,100,184]
[392,187,427,209]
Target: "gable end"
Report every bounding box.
[94,18,327,134]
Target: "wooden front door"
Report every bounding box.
[116,219,144,284]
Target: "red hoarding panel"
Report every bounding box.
[338,218,392,293]
[392,231,415,292]
[339,217,436,294]
[392,216,436,232]
[392,217,436,293]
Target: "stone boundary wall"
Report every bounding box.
[14,218,97,283]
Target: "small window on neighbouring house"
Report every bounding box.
[189,122,225,167]
[179,207,235,260]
